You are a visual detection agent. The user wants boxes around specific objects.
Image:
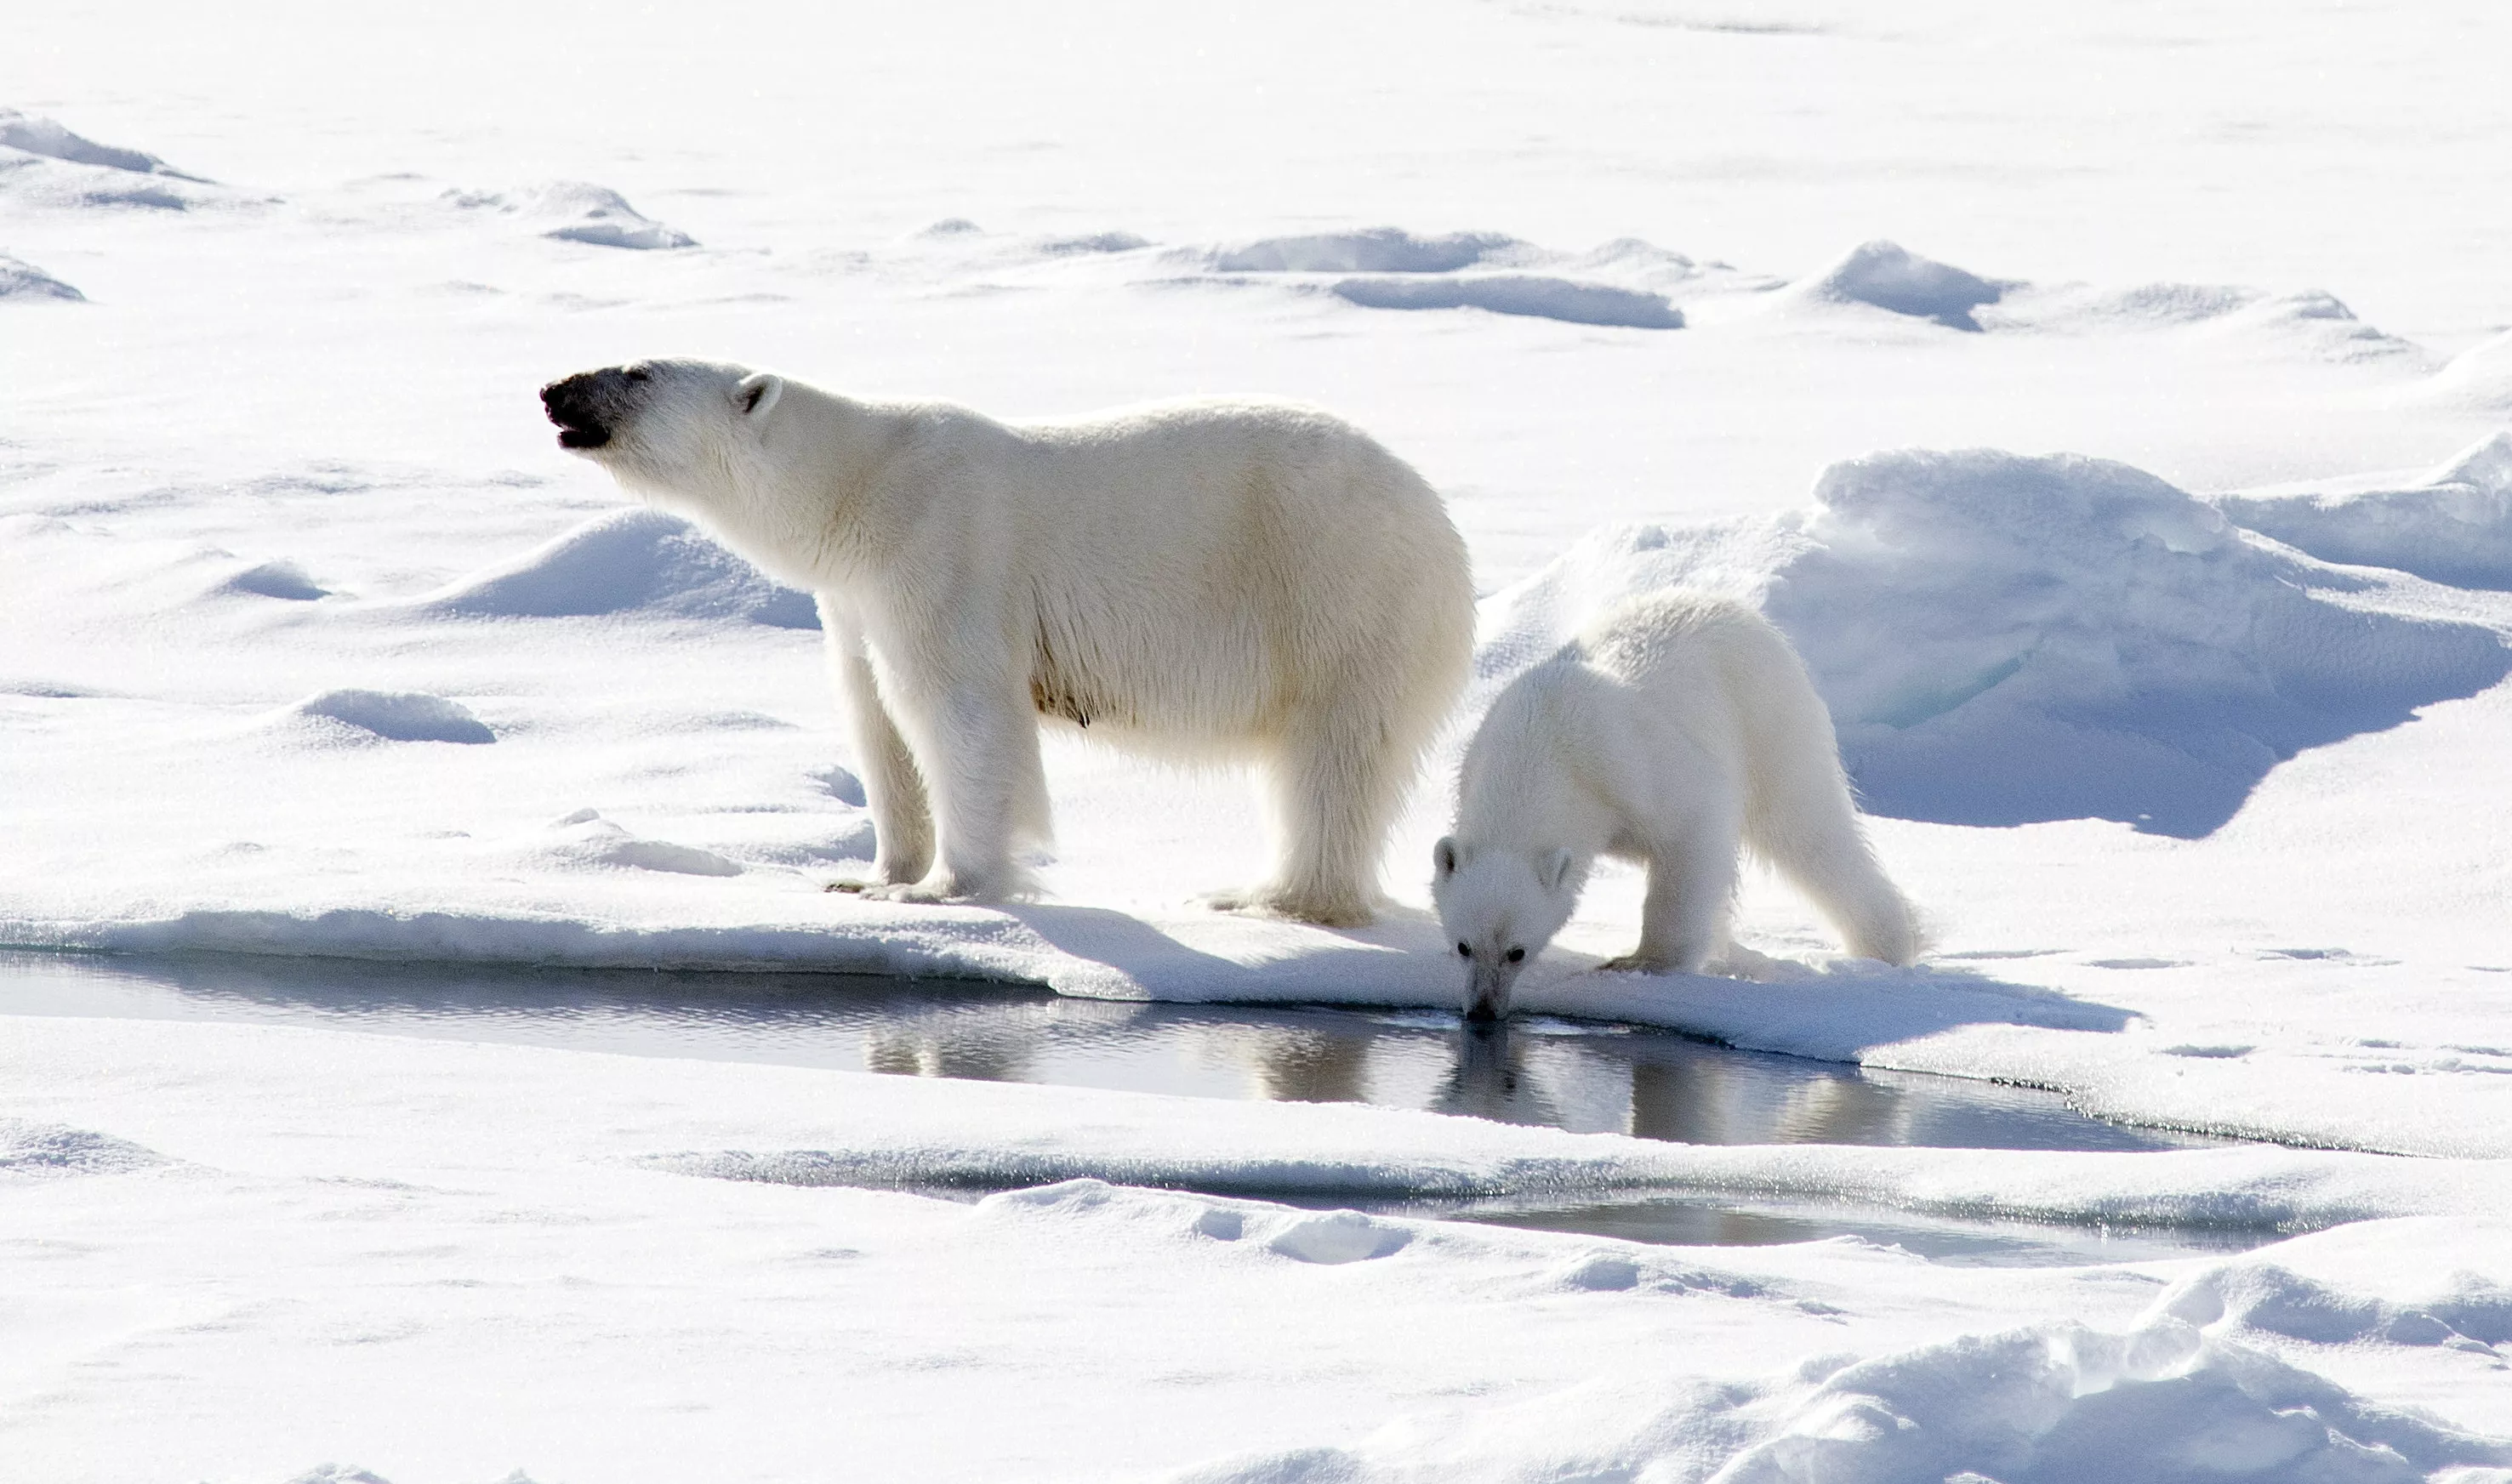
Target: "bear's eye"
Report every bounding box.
[1507,947,1526,964]
[624,367,650,384]
[1456,942,1472,958]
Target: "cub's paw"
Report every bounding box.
[1598,952,1675,975]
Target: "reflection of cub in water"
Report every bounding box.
[1435,590,1921,1020]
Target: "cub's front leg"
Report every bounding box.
[1608,821,1742,975]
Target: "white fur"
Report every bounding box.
[550,357,1474,924]
[1432,590,1919,1016]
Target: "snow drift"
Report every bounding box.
[280,690,495,745]
[1483,449,2510,836]
[2214,432,2512,589]
[0,253,81,301]
[0,109,229,210]
[1330,273,1683,329]
[412,508,817,627]
[1173,1312,2512,1483]
[0,108,204,179]
[1210,228,1522,274]
[0,1118,171,1179]
[447,181,697,249]
[2420,330,2512,410]
[1784,239,2013,331]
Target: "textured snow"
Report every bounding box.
[2215,433,2512,589]
[280,689,496,745]
[1211,228,1524,274]
[0,250,81,300]
[447,180,696,249]
[1330,272,1684,329]
[410,507,817,626]
[0,107,202,179]
[1784,238,2014,331]
[0,1117,171,1179]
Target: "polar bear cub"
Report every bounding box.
[1432,590,1918,1018]
[539,358,1474,924]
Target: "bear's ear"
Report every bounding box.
[1433,836,1461,878]
[1541,848,1575,894]
[736,372,784,419]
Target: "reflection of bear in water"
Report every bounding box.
[543,359,1474,925]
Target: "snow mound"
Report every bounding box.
[0,108,204,179]
[1330,273,1683,329]
[449,181,696,249]
[2206,288,2424,364]
[2421,329,2512,411]
[977,1180,1413,1265]
[0,1117,170,1178]
[1483,450,2510,836]
[284,1467,393,1484]
[413,508,817,628]
[2214,433,2512,589]
[541,809,743,878]
[2161,1259,2512,1351]
[1788,238,2012,330]
[1176,1315,2512,1483]
[0,253,81,301]
[283,689,495,745]
[214,559,328,600]
[1210,227,1522,274]
[1033,230,1149,256]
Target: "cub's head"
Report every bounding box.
[538,358,785,495]
[1430,837,1581,1022]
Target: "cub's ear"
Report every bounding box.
[1433,836,1461,878]
[735,372,784,418]
[1541,848,1575,894]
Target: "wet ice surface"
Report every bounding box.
[0,949,2250,1265]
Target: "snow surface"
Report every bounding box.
[6,1,2512,1476]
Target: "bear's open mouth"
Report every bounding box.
[540,376,616,450]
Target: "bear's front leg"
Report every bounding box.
[864,676,1045,905]
[823,612,932,889]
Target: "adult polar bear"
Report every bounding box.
[540,359,1474,924]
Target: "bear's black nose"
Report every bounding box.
[541,374,611,449]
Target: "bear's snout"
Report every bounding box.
[540,370,620,450]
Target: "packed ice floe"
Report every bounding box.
[3,1014,2509,1481]
[7,21,2512,1477]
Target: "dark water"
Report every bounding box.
[0,950,2256,1266]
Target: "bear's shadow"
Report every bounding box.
[1005,902,2139,1058]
